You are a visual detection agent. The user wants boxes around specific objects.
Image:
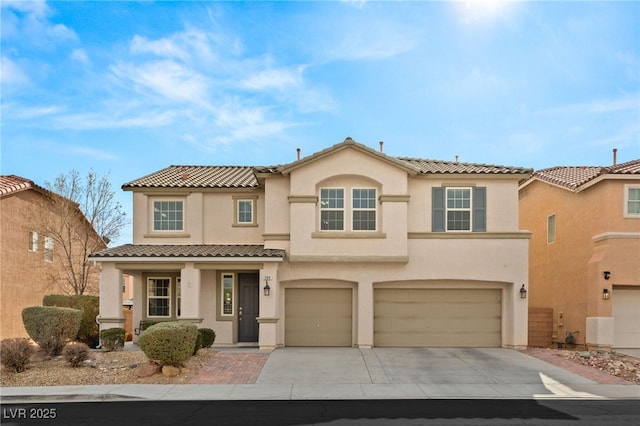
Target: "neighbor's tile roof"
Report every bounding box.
[122,166,260,189]
[0,175,36,196]
[90,244,286,259]
[531,159,640,190]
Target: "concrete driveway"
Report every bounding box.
[255,347,639,399]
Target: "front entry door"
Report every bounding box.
[238,273,259,342]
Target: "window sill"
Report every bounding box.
[311,231,386,239]
[232,223,259,227]
[143,232,191,238]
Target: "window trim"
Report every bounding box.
[233,196,258,227]
[351,187,377,232]
[28,231,38,252]
[221,273,234,317]
[547,213,556,244]
[44,236,54,262]
[152,199,185,232]
[624,184,640,218]
[147,277,172,318]
[319,187,345,231]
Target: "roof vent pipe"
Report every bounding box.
[379,141,384,153]
[297,148,301,160]
[613,148,617,166]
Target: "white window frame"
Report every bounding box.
[44,236,54,262]
[176,277,182,318]
[446,187,472,232]
[352,188,377,231]
[153,200,184,232]
[221,273,234,317]
[29,231,38,252]
[320,188,345,231]
[147,277,172,318]
[624,184,640,218]
[547,213,556,244]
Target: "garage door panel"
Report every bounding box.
[285,288,352,347]
[375,288,502,347]
[613,288,640,350]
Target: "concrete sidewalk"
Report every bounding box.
[2,348,639,403]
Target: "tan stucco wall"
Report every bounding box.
[519,178,640,347]
[1,190,100,339]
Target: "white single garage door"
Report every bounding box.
[285,288,352,347]
[613,287,640,351]
[374,288,502,347]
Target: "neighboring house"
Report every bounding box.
[90,138,532,350]
[519,157,640,352]
[0,175,104,340]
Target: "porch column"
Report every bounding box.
[357,280,373,348]
[257,263,279,351]
[98,262,124,332]
[180,263,202,322]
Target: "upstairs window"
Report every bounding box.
[153,201,183,231]
[320,188,344,230]
[352,188,377,231]
[233,197,258,226]
[44,236,54,262]
[547,214,556,244]
[432,187,486,232]
[625,185,640,217]
[28,231,38,252]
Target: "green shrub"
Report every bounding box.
[0,338,35,373]
[140,320,159,332]
[22,306,82,356]
[43,295,100,348]
[192,331,203,356]
[198,328,216,348]
[138,322,197,367]
[100,328,125,351]
[62,342,90,367]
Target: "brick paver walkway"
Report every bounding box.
[189,352,270,384]
[521,348,631,385]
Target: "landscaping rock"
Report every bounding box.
[136,362,162,378]
[162,365,180,377]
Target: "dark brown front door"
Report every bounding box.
[238,273,259,342]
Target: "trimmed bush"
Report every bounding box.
[193,331,203,356]
[198,328,216,348]
[138,322,198,367]
[22,306,82,356]
[100,328,125,351]
[62,342,90,367]
[0,338,35,373]
[140,320,159,332]
[43,295,100,348]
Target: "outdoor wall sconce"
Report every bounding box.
[263,276,272,296]
[519,284,527,299]
[603,271,611,280]
[602,289,610,300]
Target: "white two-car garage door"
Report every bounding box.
[374,288,502,347]
[285,288,353,347]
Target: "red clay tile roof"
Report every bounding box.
[530,159,640,190]
[90,244,285,259]
[0,175,36,196]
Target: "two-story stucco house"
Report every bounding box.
[519,157,640,354]
[90,138,532,350]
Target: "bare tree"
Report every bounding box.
[31,170,127,295]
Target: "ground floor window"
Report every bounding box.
[147,277,171,317]
[222,273,234,316]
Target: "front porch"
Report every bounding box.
[90,244,285,350]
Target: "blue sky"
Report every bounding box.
[2,1,639,245]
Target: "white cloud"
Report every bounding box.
[1,56,30,87]
[239,67,304,91]
[71,48,90,64]
[66,146,118,161]
[1,0,77,45]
